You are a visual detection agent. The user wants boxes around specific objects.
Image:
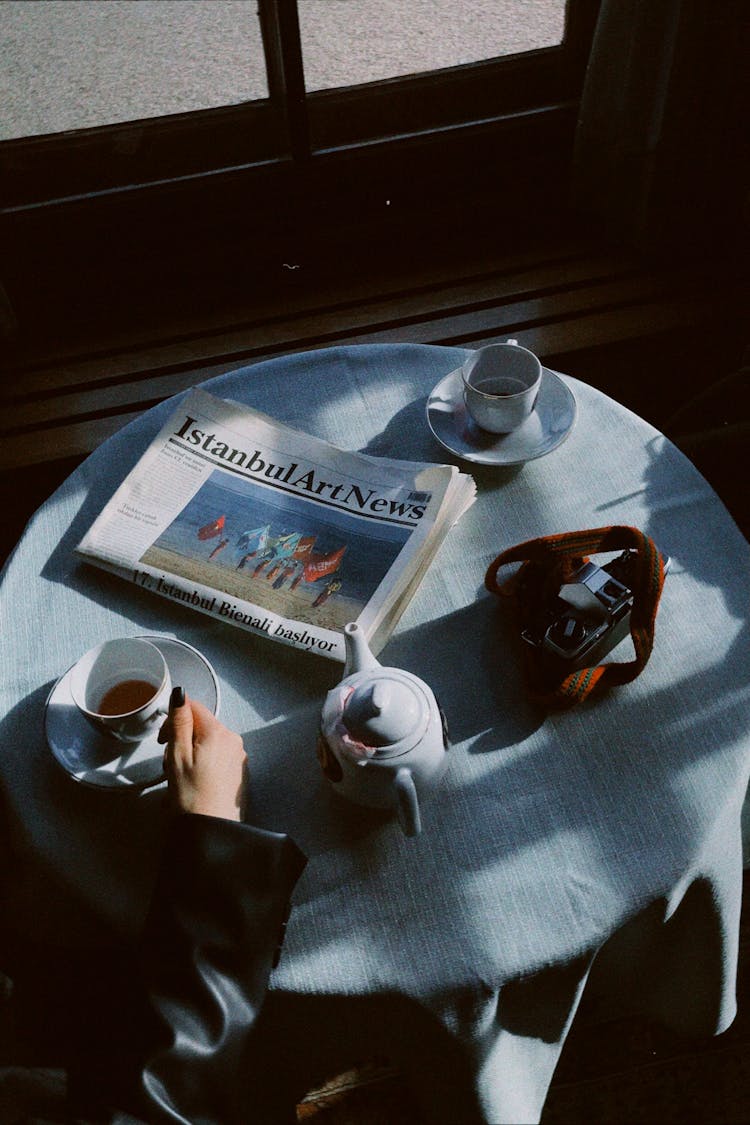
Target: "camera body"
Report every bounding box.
[520,549,668,672]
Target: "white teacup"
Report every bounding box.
[69,637,171,743]
[462,342,542,433]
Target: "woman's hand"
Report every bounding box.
[158,686,247,821]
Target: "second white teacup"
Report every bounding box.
[462,342,542,433]
[69,637,171,743]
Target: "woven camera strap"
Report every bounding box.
[484,525,667,708]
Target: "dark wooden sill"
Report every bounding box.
[1,224,747,564]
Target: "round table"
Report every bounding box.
[2,344,749,1123]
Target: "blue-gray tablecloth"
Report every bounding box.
[1,344,748,1122]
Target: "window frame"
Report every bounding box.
[1,0,598,207]
[1,0,600,352]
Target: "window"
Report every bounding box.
[1,0,600,348]
[1,0,268,139]
[301,1,567,90]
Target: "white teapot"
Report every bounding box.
[317,623,449,836]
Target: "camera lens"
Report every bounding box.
[548,615,587,651]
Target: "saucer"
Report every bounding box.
[426,366,577,466]
[45,635,220,790]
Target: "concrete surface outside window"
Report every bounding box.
[0,0,566,141]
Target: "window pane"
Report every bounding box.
[299,0,567,92]
[0,0,267,141]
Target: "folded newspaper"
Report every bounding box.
[77,388,476,661]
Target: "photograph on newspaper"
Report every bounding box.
[139,465,413,636]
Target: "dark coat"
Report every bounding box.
[20,813,306,1124]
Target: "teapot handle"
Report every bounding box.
[394,767,422,837]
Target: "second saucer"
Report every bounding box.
[426,366,577,466]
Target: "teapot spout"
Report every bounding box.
[343,622,381,678]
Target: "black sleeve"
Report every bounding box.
[69,813,306,1124]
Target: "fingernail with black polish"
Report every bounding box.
[170,685,186,710]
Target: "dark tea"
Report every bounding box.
[98,679,157,716]
[472,376,527,397]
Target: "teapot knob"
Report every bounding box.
[348,681,387,724]
[342,679,422,747]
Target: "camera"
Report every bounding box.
[520,549,669,672]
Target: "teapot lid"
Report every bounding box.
[342,676,424,749]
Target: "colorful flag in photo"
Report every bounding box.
[272,531,303,559]
[237,524,270,553]
[197,515,226,540]
[303,545,346,582]
[293,535,316,559]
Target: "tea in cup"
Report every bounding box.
[69,637,171,743]
[462,342,542,433]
